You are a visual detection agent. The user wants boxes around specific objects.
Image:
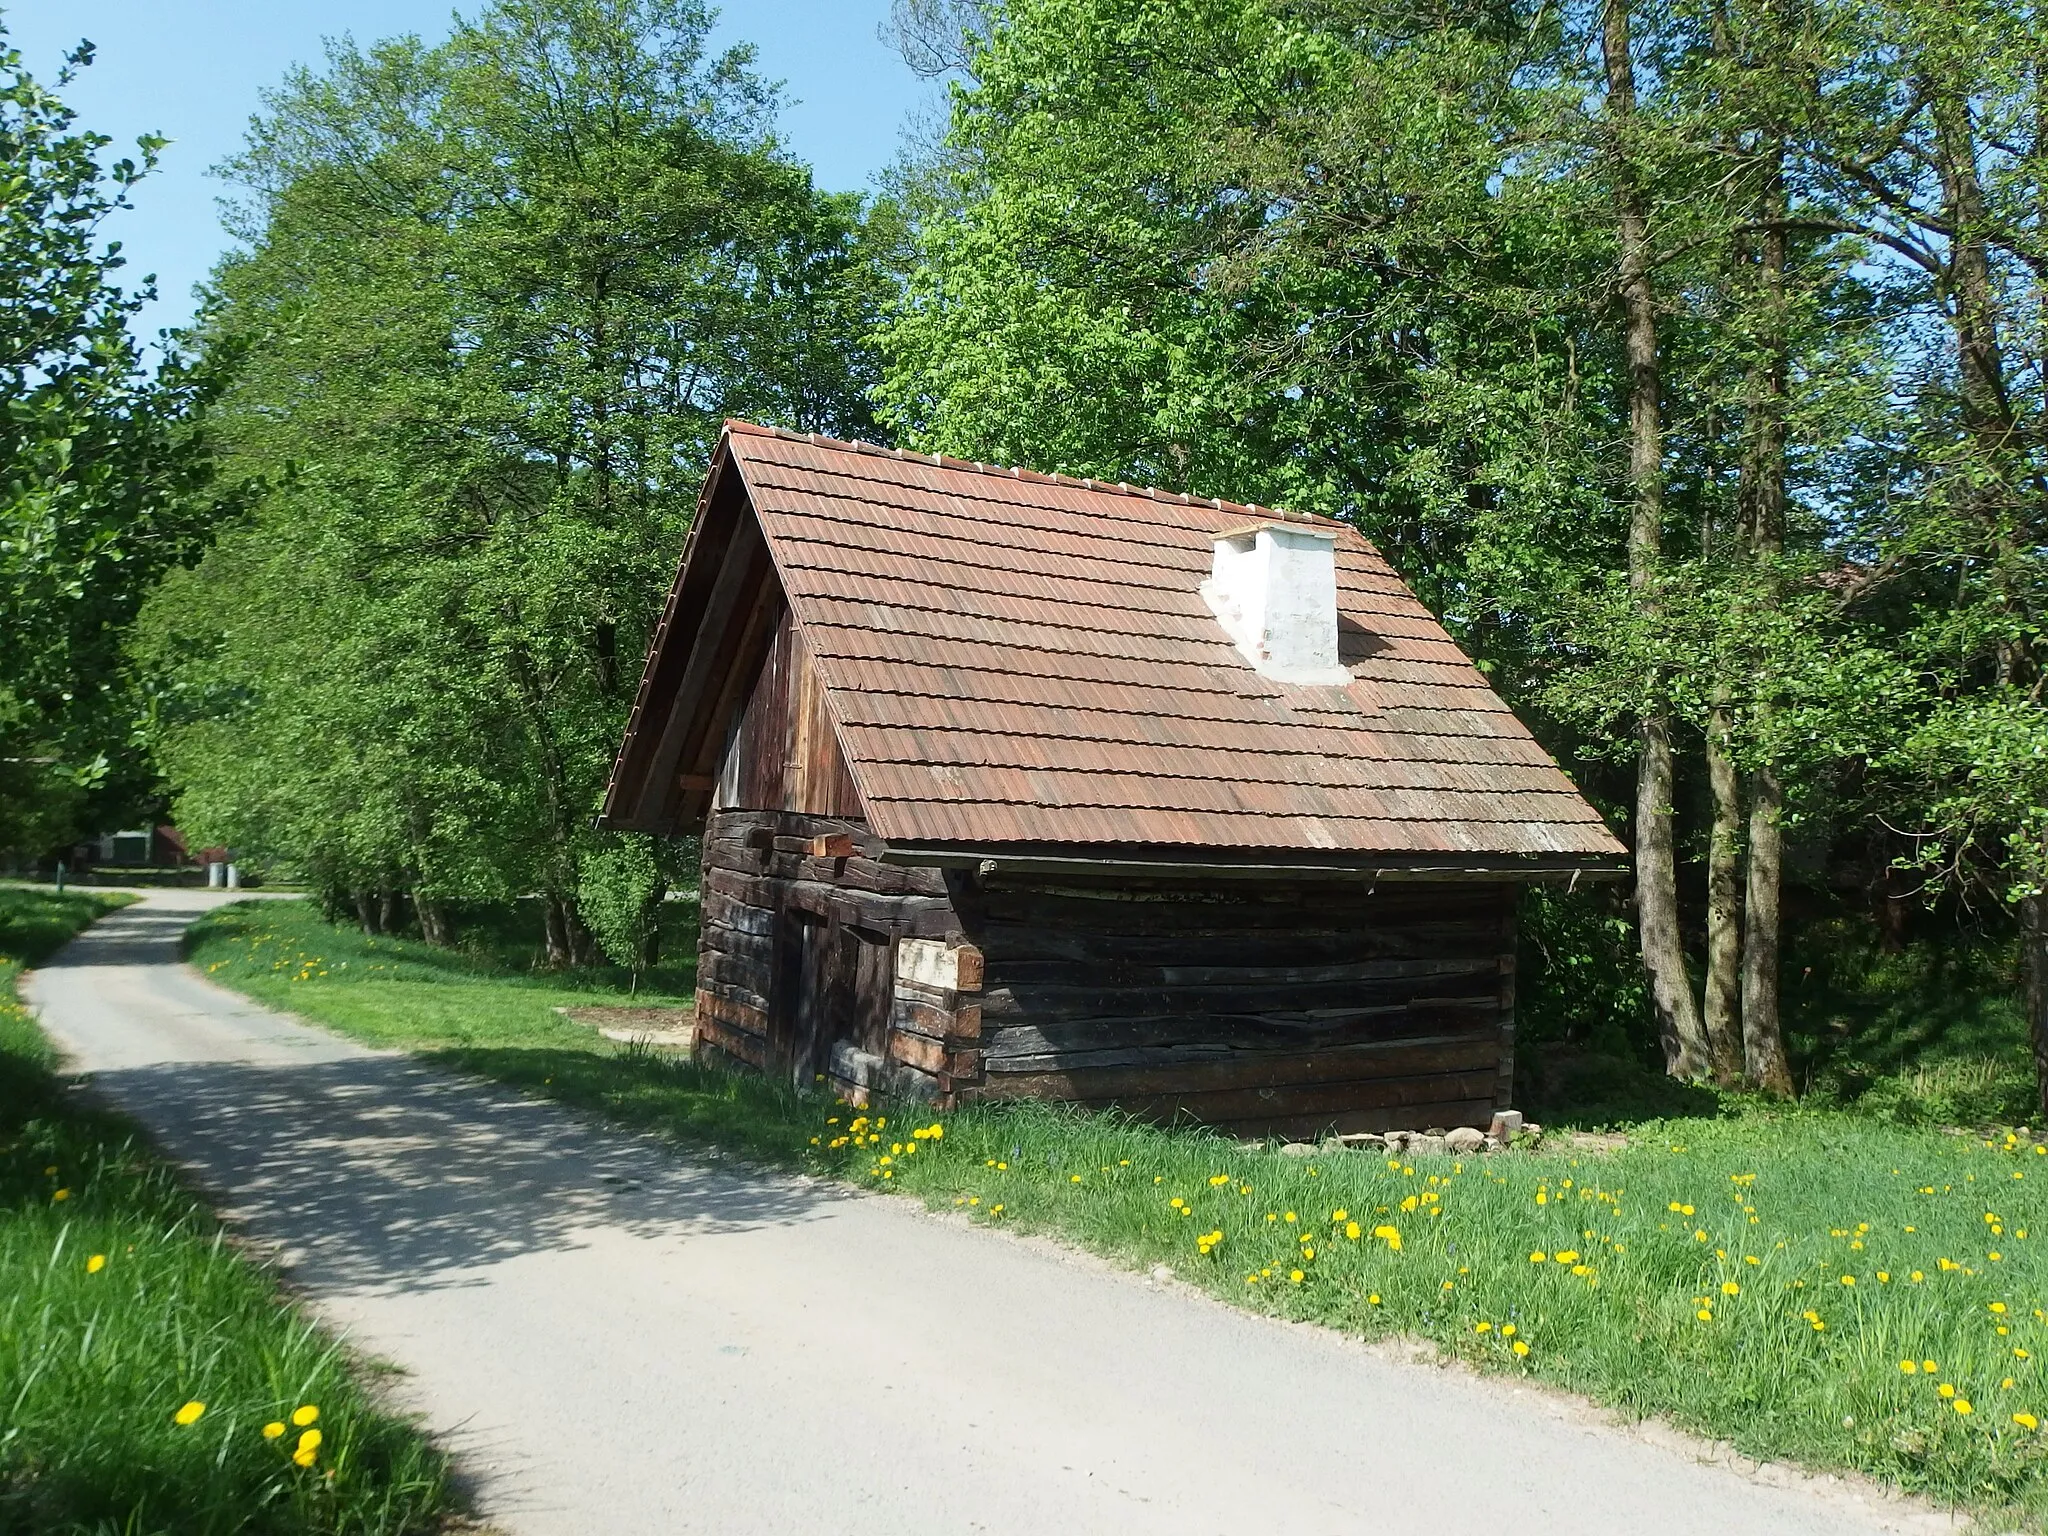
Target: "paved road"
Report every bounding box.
[25,891,1951,1536]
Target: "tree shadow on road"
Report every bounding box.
[84,1050,842,1295]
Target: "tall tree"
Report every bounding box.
[146,0,883,951]
[0,28,221,857]
[1601,0,1711,1081]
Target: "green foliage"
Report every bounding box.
[1789,920,2031,1123]
[0,886,453,1534]
[142,0,883,939]
[1518,884,1653,1056]
[0,30,227,859]
[577,833,695,974]
[875,0,2048,1087]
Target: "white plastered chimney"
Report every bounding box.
[1199,522,1352,686]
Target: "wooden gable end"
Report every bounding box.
[600,443,867,836]
[714,604,866,822]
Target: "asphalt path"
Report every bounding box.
[23,890,1958,1536]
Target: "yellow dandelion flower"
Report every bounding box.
[1939,1383,1957,1399]
[86,1254,105,1273]
[1289,1269,1305,1284]
[174,1401,206,1425]
[1513,1340,1530,1356]
[1900,1360,1918,1374]
[1530,1250,1547,1263]
[262,1421,285,1439]
[2017,1413,2040,1431]
[1721,1281,1740,1296]
[1955,1399,1974,1416]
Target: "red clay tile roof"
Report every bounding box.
[699,422,1623,863]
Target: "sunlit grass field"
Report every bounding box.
[0,887,454,1535]
[193,895,2048,1525]
[189,896,694,1052]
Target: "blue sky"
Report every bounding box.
[8,0,933,339]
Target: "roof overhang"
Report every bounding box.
[878,843,1631,885]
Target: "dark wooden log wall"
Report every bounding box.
[696,600,989,1100]
[948,874,1517,1137]
[695,809,969,1099]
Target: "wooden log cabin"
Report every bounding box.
[599,421,1627,1138]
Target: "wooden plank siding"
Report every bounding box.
[698,814,1518,1134]
[717,606,864,820]
[952,875,1518,1137]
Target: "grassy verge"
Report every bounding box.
[194,897,2048,1527]
[0,887,455,1535]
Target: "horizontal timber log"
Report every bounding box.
[978,1008,1487,1060]
[984,955,1498,988]
[977,973,1500,1020]
[694,1004,769,1069]
[887,1029,980,1080]
[971,920,1504,964]
[696,965,771,1014]
[891,992,982,1043]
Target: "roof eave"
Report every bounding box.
[876,843,1631,884]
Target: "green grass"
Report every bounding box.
[188,897,696,1054]
[192,897,2048,1528]
[0,887,455,1535]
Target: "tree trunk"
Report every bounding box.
[1741,764,1795,1095]
[1931,81,2028,685]
[1704,700,1745,1083]
[543,896,574,968]
[546,893,599,969]
[1604,0,1709,1080]
[1734,113,1796,1096]
[2027,883,2048,1126]
[415,895,455,948]
[354,889,380,937]
[378,889,401,936]
[637,879,668,969]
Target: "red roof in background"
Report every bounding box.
[607,422,1625,865]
